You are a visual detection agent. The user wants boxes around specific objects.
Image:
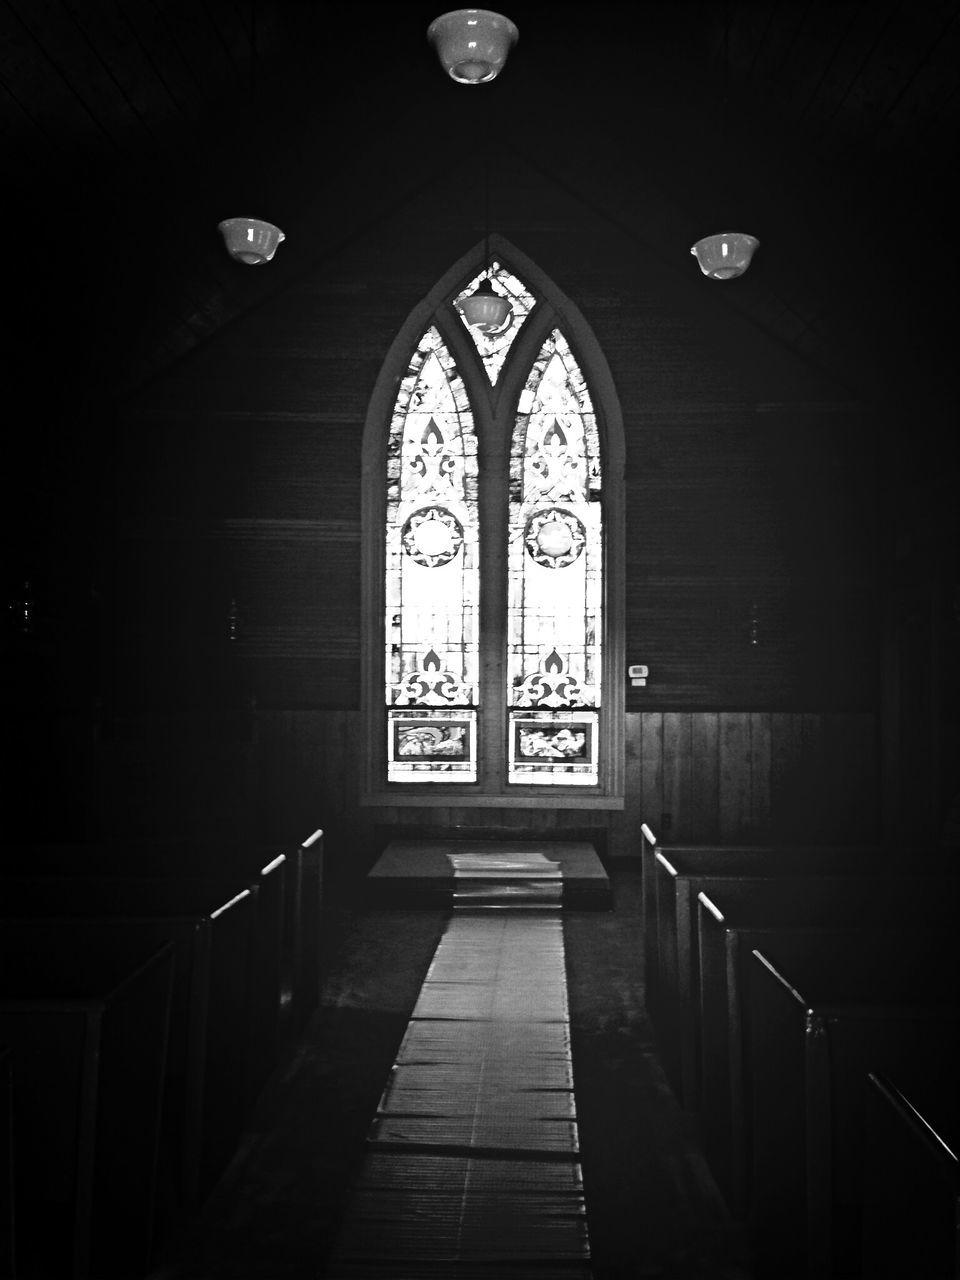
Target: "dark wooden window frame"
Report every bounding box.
[361,236,625,809]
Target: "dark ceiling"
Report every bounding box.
[3,0,958,415]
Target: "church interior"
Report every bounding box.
[2,2,958,1277]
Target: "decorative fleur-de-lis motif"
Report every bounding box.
[409,419,459,495]
[528,419,584,502]
[513,649,587,708]
[392,648,473,707]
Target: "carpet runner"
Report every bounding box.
[325,849,593,1277]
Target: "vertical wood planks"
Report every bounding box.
[640,712,665,835]
[250,707,878,856]
[690,712,720,841]
[719,713,753,840]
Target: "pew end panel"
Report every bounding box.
[745,948,811,1280]
[0,930,175,1280]
[860,1072,960,1280]
[809,1005,960,1280]
[747,938,960,1280]
[0,1047,13,1280]
[286,828,324,1035]
[640,823,659,1011]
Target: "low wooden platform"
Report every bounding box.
[365,841,611,910]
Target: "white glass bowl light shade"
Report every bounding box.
[690,232,759,280]
[427,9,518,83]
[218,217,285,265]
[456,278,513,332]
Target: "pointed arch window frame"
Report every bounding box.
[360,236,625,808]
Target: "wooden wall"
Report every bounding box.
[9,148,896,851]
[87,709,878,866]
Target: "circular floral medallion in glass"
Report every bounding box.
[524,507,587,568]
[402,506,464,567]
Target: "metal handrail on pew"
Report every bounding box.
[650,847,955,1111]
[746,936,960,1280]
[696,884,957,1221]
[0,926,175,1280]
[861,1072,960,1280]
[0,878,258,1212]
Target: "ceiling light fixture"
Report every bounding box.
[217,6,285,266]
[218,217,285,265]
[455,144,512,334]
[690,232,759,280]
[457,277,512,332]
[428,9,518,84]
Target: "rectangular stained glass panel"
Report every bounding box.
[508,711,599,785]
[389,710,477,781]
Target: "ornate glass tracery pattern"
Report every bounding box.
[385,327,479,781]
[452,260,537,384]
[507,329,602,784]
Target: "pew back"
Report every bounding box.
[747,937,960,1280]
[696,899,956,1220]
[0,878,258,1209]
[0,925,174,1280]
[0,1046,13,1280]
[655,864,959,1108]
[860,1072,960,1280]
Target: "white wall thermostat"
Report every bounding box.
[627,664,648,678]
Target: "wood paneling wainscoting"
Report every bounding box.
[228,709,881,864]
[89,709,879,862]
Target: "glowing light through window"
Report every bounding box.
[385,327,479,781]
[507,330,601,785]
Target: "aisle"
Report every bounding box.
[147,863,753,1280]
[325,911,592,1277]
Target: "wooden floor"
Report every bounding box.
[148,860,753,1280]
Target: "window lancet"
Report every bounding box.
[385,328,479,782]
[508,330,602,785]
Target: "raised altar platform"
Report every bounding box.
[365,840,611,910]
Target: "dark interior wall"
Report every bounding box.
[82,152,886,854]
[5,3,953,853]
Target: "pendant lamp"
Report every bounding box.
[428,9,518,83]
[218,217,285,265]
[457,276,512,333]
[690,232,759,280]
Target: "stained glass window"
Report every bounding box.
[385,327,479,782]
[375,254,613,796]
[507,330,602,785]
[452,260,537,384]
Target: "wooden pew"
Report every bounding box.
[1,841,293,1105]
[286,828,325,1034]
[696,881,958,1217]
[652,848,885,1106]
[0,878,258,1211]
[640,823,659,1006]
[640,837,881,1028]
[746,935,960,1280]
[860,1072,960,1279]
[0,1047,13,1280]
[0,925,175,1280]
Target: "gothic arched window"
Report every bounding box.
[362,239,624,807]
